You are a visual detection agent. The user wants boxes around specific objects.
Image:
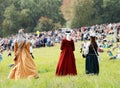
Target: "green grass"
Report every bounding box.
[0,41,120,88]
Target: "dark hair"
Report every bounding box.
[66,31,71,33]
[90,36,98,49]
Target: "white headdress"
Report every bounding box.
[89,31,96,37]
[65,30,71,41]
[17,29,26,45]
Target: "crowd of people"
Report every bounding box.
[0,23,120,50]
[0,23,120,79]
[0,23,119,60]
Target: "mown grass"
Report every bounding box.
[0,41,120,88]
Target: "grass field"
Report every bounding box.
[0,41,120,88]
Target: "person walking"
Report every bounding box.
[8,29,38,79]
[83,32,99,75]
[56,31,77,76]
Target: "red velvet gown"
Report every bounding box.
[56,38,77,76]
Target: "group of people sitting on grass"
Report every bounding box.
[0,23,120,62]
[107,44,120,60]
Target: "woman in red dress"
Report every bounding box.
[56,31,77,76]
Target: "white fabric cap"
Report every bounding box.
[90,32,96,37]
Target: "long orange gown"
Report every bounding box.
[8,41,38,79]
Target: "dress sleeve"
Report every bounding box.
[14,42,18,54]
[26,42,30,53]
[84,42,90,55]
[60,39,64,50]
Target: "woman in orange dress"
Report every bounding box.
[8,29,38,79]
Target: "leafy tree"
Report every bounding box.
[54,22,62,30]
[2,4,20,36]
[102,0,120,23]
[61,0,77,27]
[1,0,120,37]
[0,0,11,36]
[0,0,65,36]
[34,17,54,31]
[71,0,96,28]
[92,0,103,24]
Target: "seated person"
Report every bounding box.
[116,50,120,59]
[98,48,104,53]
[107,50,120,60]
[80,43,84,53]
[107,51,116,60]
[112,44,120,51]
[0,46,3,61]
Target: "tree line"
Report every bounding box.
[62,0,120,28]
[0,0,120,37]
[0,0,65,36]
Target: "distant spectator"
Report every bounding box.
[30,43,34,59]
[0,46,3,61]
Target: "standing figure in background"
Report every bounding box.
[0,46,3,62]
[83,32,99,75]
[8,47,12,56]
[56,31,77,76]
[80,41,86,53]
[30,43,34,59]
[8,29,38,79]
[7,38,13,56]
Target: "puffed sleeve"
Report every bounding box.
[84,42,90,55]
[60,39,64,50]
[72,40,75,51]
[14,42,18,54]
